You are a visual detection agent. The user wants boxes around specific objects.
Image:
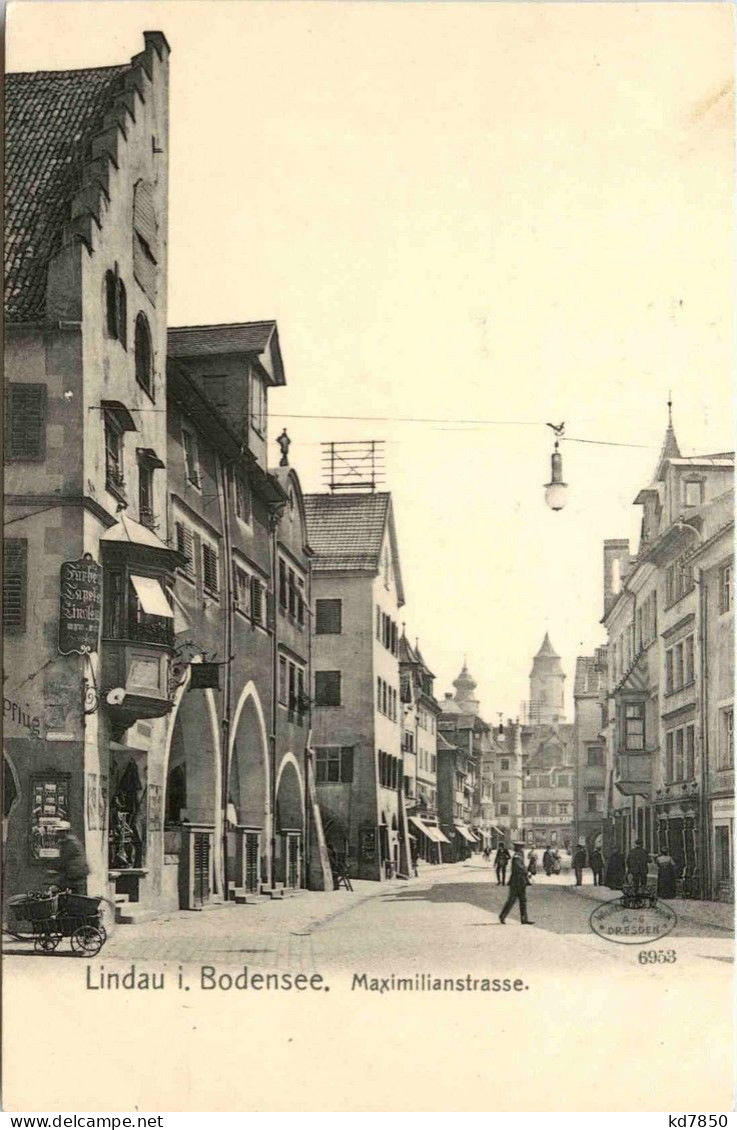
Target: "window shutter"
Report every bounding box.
[3,539,27,629]
[341,747,354,783]
[202,543,219,594]
[133,180,158,301]
[175,522,195,577]
[250,577,263,625]
[6,384,47,460]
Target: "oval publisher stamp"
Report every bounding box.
[589,897,677,945]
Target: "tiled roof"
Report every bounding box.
[304,492,391,572]
[168,323,276,357]
[5,64,130,321]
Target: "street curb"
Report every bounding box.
[563,882,734,934]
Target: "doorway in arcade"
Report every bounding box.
[164,688,220,909]
[274,758,304,890]
[227,692,269,896]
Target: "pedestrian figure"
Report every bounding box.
[499,842,534,925]
[527,850,538,878]
[573,843,586,886]
[590,846,604,886]
[50,828,89,894]
[542,847,553,877]
[627,839,649,894]
[655,849,677,899]
[494,842,510,885]
[604,847,626,890]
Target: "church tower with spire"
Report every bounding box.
[528,633,566,724]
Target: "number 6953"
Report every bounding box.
[638,949,676,964]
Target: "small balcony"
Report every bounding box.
[615,749,654,799]
[100,515,182,725]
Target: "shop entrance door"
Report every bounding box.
[193,831,210,906]
[244,831,260,894]
[285,832,300,890]
[714,823,732,898]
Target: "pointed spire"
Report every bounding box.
[654,396,681,481]
[535,632,559,659]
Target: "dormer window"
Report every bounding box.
[250,372,266,436]
[684,479,704,508]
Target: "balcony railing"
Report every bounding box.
[127,611,174,646]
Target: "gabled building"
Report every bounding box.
[3,34,175,906]
[304,490,412,880]
[160,323,330,914]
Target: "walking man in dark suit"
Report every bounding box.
[494,842,511,885]
[499,842,534,925]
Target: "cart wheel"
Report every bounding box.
[70,924,104,956]
[34,934,61,953]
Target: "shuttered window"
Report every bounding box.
[132,180,158,302]
[134,313,154,398]
[234,472,251,522]
[6,384,47,461]
[3,539,27,630]
[175,521,195,578]
[202,542,219,595]
[233,565,250,613]
[315,670,341,707]
[315,599,342,635]
[250,577,264,625]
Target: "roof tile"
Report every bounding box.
[5,64,130,321]
[304,492,390,572]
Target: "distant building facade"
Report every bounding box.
[572,649,608,854]
[399,635,446,863]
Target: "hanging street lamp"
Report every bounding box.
[544,422,568,511]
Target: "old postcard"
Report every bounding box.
[2,0,734,1114]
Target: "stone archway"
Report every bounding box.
[274,754,304,889]
[162,674,221,894]
[228,682,270,886]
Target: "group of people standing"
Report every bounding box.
[491,837,679,897]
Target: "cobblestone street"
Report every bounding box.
[5,861,732,973]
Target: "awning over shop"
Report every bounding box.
[410,816,450,844]
[130,575,174,618]
[454,823,477,844]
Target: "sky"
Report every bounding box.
[8,1,734,720]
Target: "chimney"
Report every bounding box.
[603,539,630,617]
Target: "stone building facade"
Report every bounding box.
[304,491,412,881]
[599,411,734,899]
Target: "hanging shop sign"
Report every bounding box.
[189,662,221,691]
[58,555,103,656]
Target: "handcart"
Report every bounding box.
[5,889,108,956]
[619,881,658,910]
